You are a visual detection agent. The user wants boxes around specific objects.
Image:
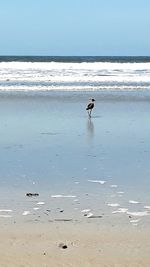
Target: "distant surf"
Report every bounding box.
[0,56,150,92]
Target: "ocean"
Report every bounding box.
[0,56,150,93]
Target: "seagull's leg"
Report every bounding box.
[89,109,92,117]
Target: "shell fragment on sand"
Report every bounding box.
[84,212,102,219]
[86,212,94,218]
[88,180,106,185]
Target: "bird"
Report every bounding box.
[86,98,95,117]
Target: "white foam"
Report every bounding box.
[110,185,118,188]
[129,200,140,204]
[0,215,12,218]
[112,208,128,214]
[22,211,30,216]
[110,194,116,198]
[130,219,141,223]
[0,209,12,212]
[1,61,150,92]
[51,195,76,198]
[33,207,40,210]
[107,203,120,207]
[81,209,91,213]
[88,180,106,185]
[127,211,150,217]
[144,206,150,209]
[36,201,45,205]
[117,191,124,194]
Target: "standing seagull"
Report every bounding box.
[86,98,95,118]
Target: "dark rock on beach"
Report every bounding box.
[26,193,39,197]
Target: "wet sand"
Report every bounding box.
[0,90,150,266]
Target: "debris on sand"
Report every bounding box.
[26,193,39,197]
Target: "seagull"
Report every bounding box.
[86,98,95,117]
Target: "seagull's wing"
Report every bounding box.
[86,103,94,110]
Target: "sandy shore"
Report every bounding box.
[0,92,150,266]
[0,221,149,267]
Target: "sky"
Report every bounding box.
[0,0,150,56]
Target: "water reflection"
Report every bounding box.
[86,117,94,141]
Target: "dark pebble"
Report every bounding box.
[59,243,68,249]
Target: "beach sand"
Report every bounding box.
[0,91,150,266]
[0,221,150,267]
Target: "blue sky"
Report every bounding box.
[0,0,150,56]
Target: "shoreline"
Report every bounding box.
[1,88,150,102]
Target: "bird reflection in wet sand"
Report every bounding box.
[87,117,94,140]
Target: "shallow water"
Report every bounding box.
[0,90,150,224]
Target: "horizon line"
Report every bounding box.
[0,55,150,57]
